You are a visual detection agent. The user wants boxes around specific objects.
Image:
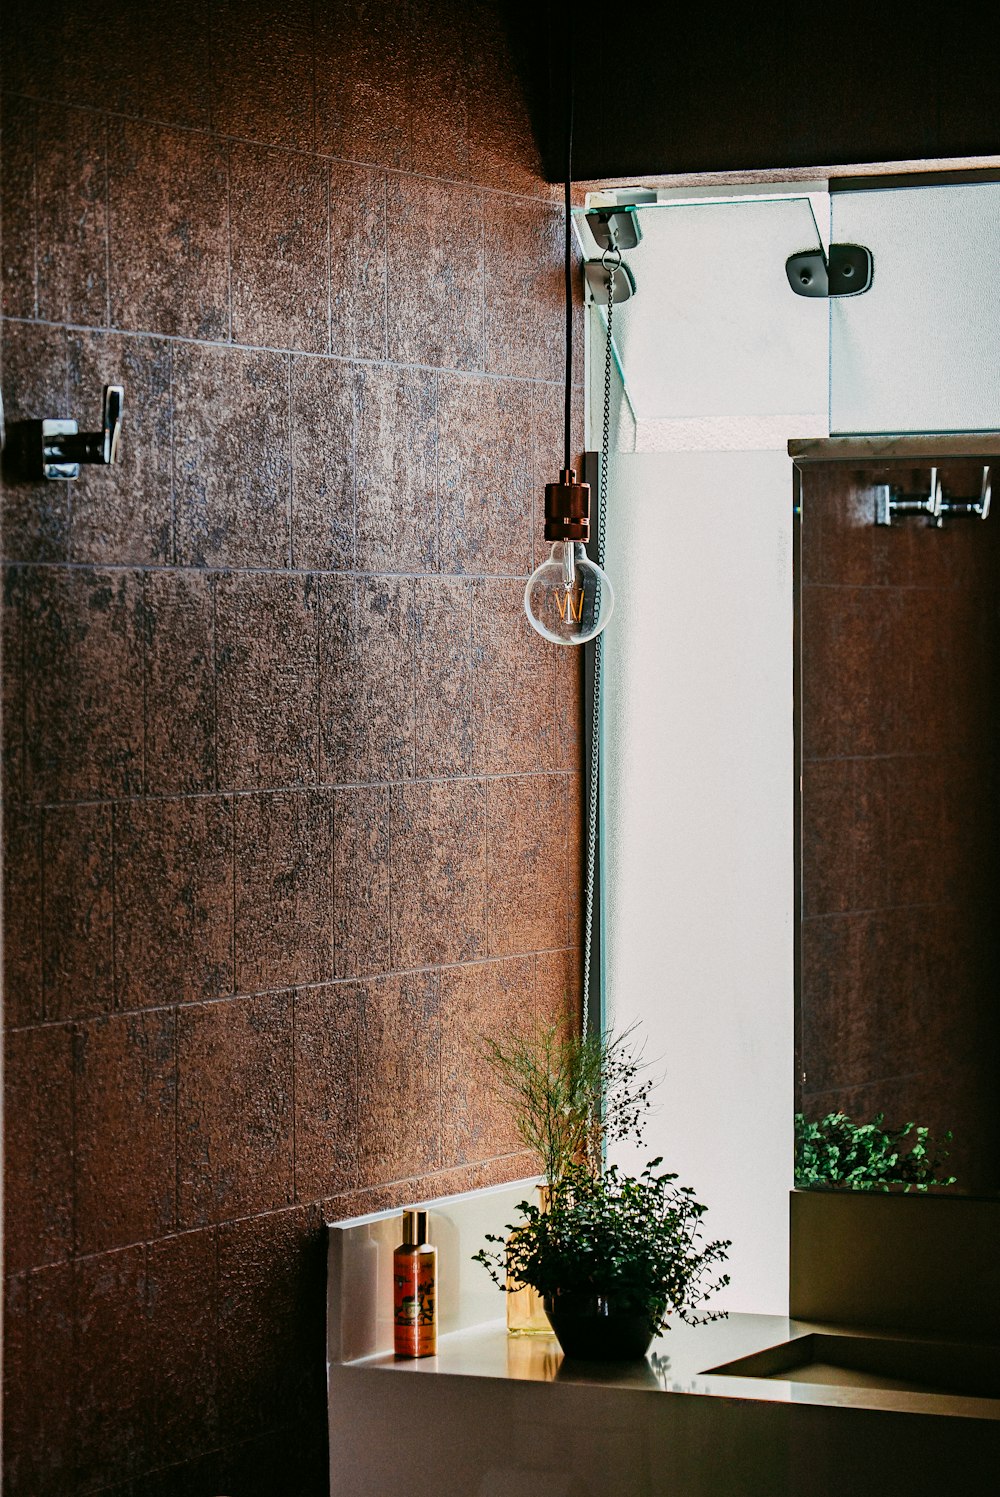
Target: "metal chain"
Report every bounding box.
[581,252,618,1036]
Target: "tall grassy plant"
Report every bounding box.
[482,1021,656,1183]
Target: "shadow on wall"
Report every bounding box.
[0,2,584,1493]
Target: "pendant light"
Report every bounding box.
[524,62,614,646]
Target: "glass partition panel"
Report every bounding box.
[831,182,1000,433]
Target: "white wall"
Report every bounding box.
[602,450,795,1315]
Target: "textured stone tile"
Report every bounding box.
[143,569,216,794]
[329,163,387,360]
[234,792,334,993]
[324,1151,540,1221]
[439,956,533,1168]
[1,94,39,318]
[800,585,897,759]
[800,913,884,1094]
[3,1025,74,1271]
[386,176,484,370]
[114,796,234,1009]
[486,774,574,956]
[230,143,329,353]
[293,983,359,1199]
[3,804,42,1026]
[173,344,291,568]
[319,575,415,784]
[315,1,411,167]
[289,355,354,571]
[74,1010,177,1255]
[461,4,552,196]
[215,571,320,790]
[35,104,109,325]
[65,0,211,126]
[390,779,486,968]
[66,331,172,565]
[535,947,582,1032]
[471,577,574,776]
[1,0,70,99]
[177,993,294,1227]
[146,1229,218,1470]
[216,1207,326,1438]
[42,803,114,1022]
[22,566,144,801]
[484,195,565,381]
[437,372,533,576]
[357,973,440,1184]
[408,0,470,180]
[333,785,390,979]
[74,1245,149,1492]
[211,0,314,150]
[354,363,436,572]
[801,757,855,918]
[215,1420,329,1497]
[0,325,72,562]
[413,578,473,778]
[1,576,22,798]
[2,1264,76,1497]
[108,118,228,339]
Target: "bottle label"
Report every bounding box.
[393,1253,437,1357]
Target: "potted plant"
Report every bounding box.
[474,1023,730,1360]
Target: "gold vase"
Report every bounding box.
[506,1184,552,1336]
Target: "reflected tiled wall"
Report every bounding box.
[0,4,583,1493]
[799,461,1000,1195]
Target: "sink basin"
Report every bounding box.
[705,1333,1000,1400]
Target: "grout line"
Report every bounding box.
[285,352,294,568]
[172,1001,180,1232]
[0,89,565,206]
[102,111,112,329]
[0,313,571,388]
[324,156,332,356]
[167,342,177,565]
[3,768,582,816]
[224,139,233,343]
[29,100,39,318]
[5,948,586,1039]
[0,556,536,583]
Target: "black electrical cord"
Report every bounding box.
[562,90,573,471]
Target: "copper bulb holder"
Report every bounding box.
[544,467,591,543]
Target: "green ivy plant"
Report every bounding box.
[794,1111,957,1193]
[473,1161,731,1336]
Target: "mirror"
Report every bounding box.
[795,458,1000,1197]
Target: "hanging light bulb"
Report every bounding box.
[524,468,614,645]
[524,51,614,648]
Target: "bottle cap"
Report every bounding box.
[402,1208,429,1246]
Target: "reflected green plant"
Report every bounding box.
[794,1110,957,1193]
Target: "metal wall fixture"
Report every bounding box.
[874,465,992,526]
[584,208,638,305]
[40,383,124,479]
[786,243,873,297]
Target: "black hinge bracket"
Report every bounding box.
[786,244,873,297]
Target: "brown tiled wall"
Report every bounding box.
[798,462,1000,1195]
[0,4,583,1493]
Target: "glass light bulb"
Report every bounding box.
[524,541,614,646]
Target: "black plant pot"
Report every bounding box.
[543,1293,660,1362]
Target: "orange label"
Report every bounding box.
[393,1250,437,1358]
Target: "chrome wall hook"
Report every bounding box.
[874,466,991,527]
[41,384,124,479]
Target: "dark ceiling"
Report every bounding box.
[504,2,1000,182]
